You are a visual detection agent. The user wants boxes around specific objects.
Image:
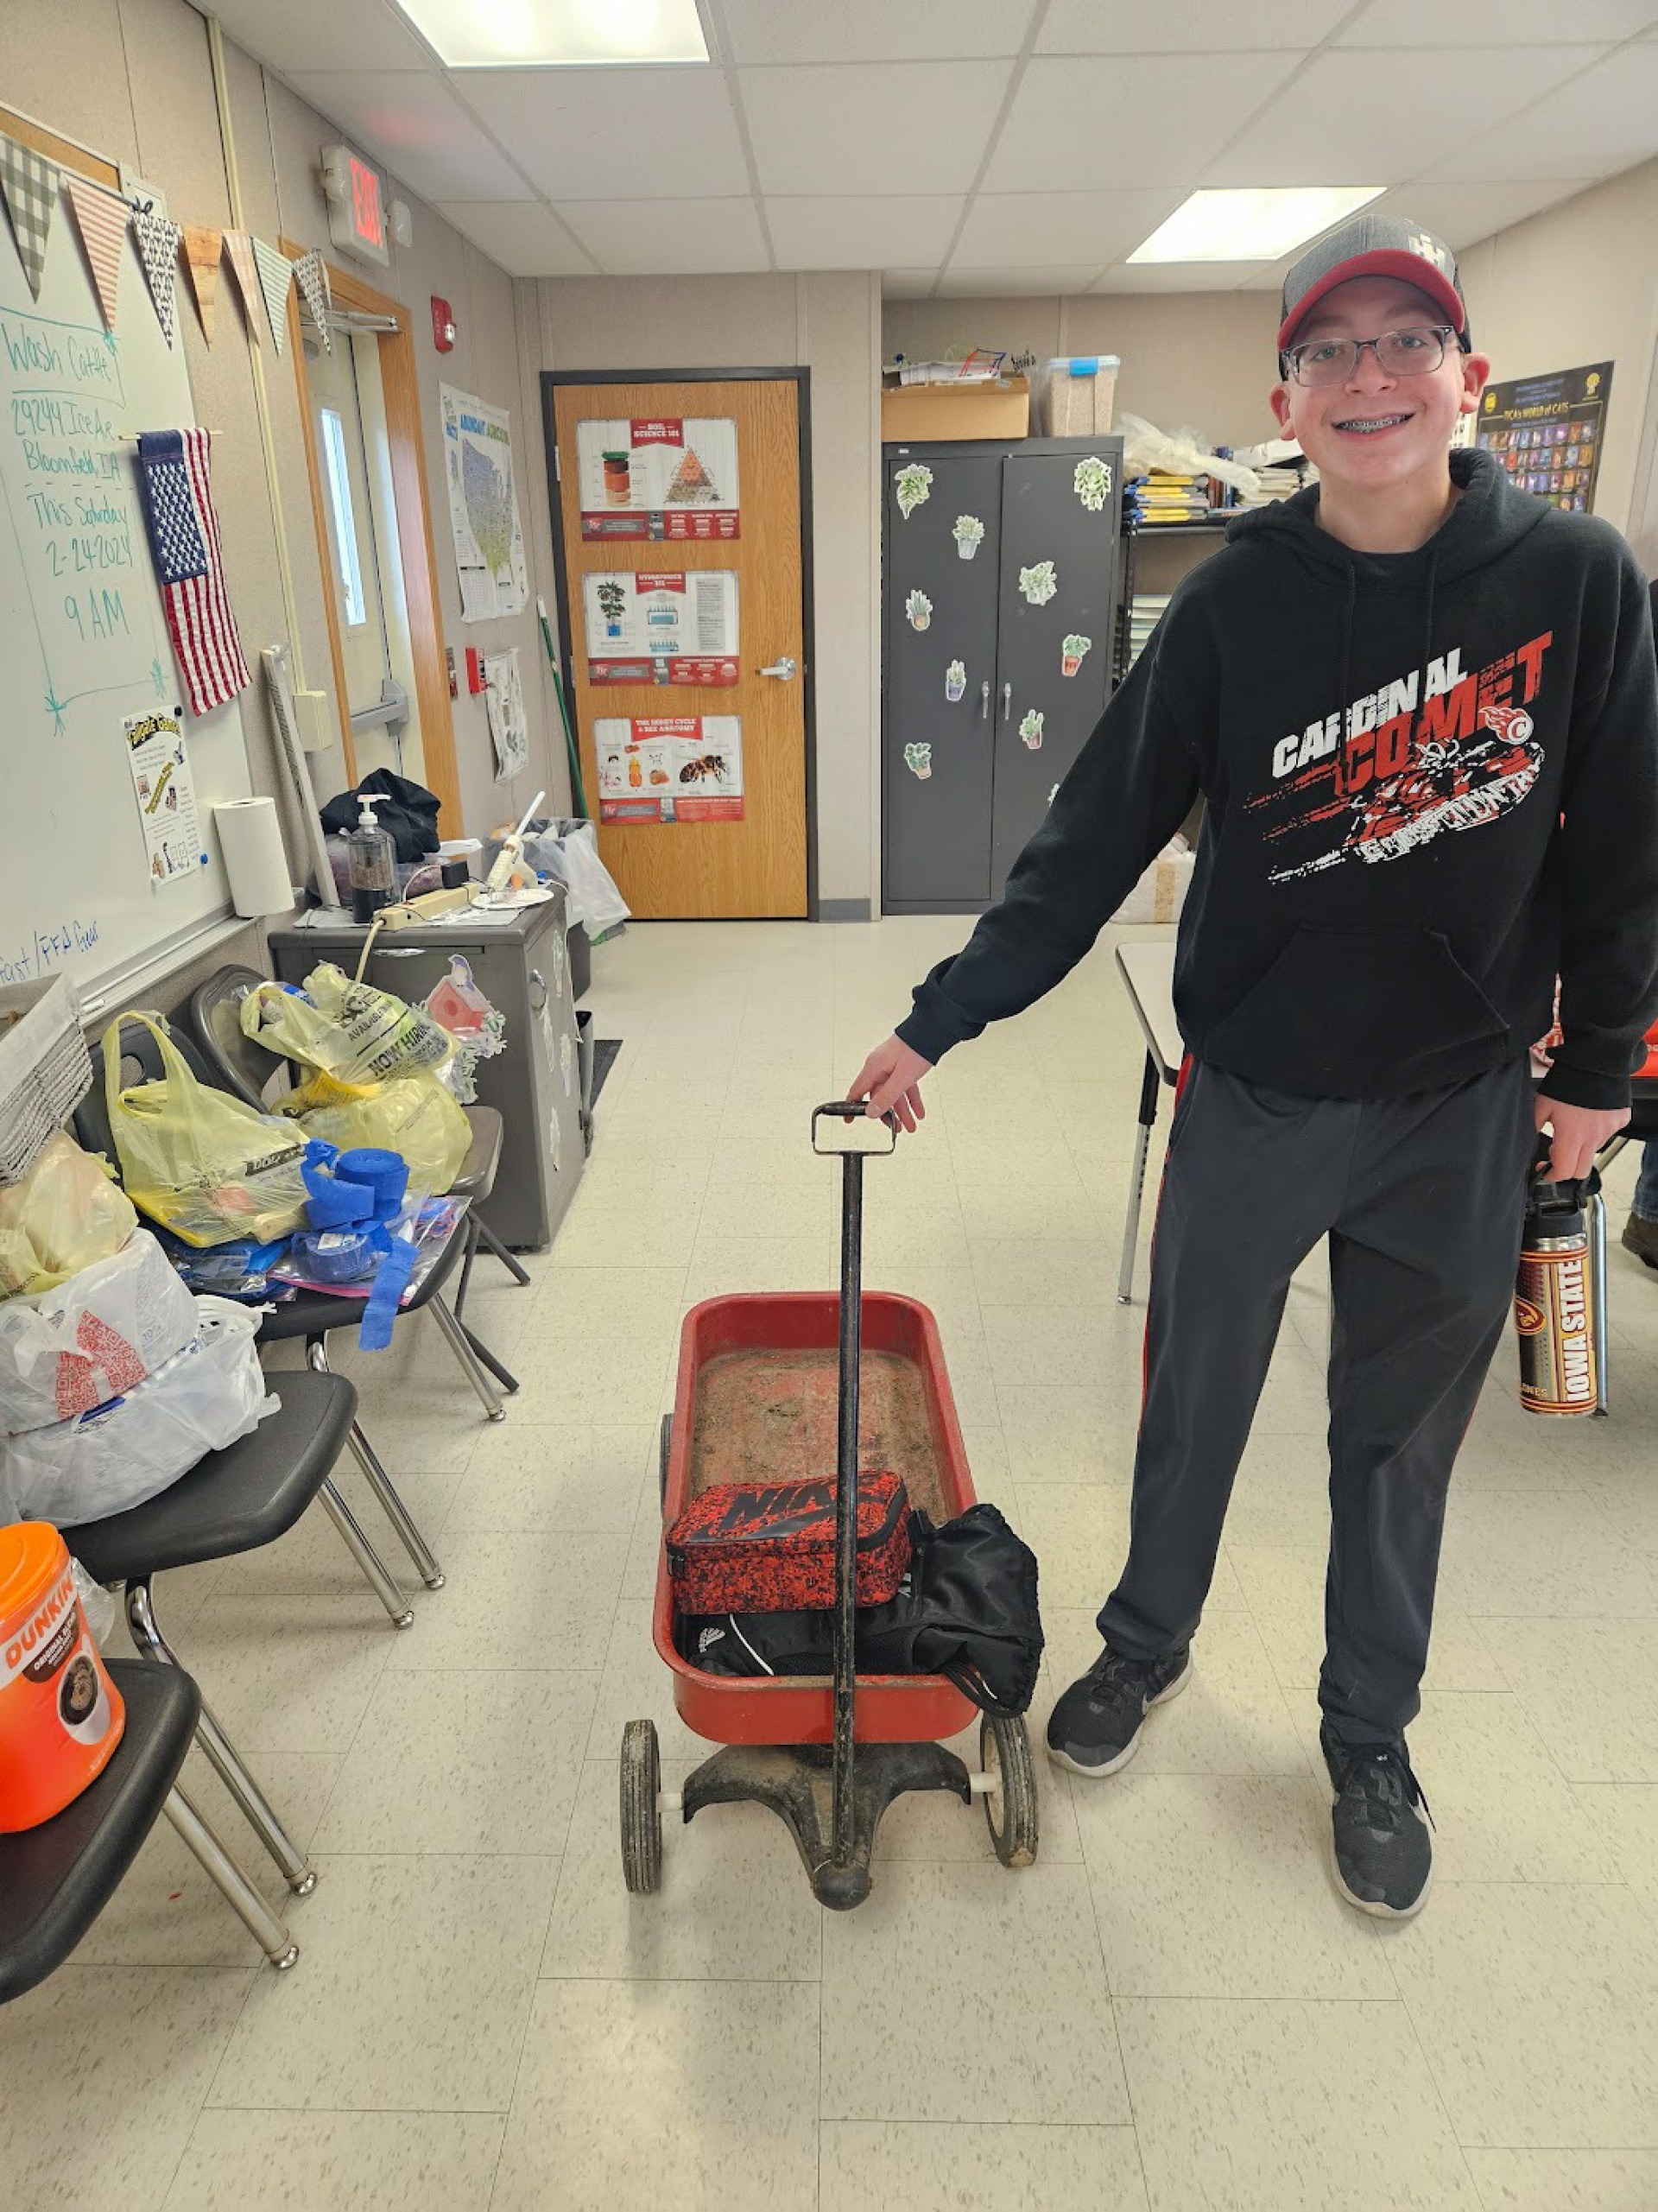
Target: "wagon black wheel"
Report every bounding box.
[659,1414,672,1509]
[620,1719,662,1893]
[982,1713,1038,1868]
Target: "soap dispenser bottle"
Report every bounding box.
[347,793,396,923]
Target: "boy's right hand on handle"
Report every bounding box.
[849,1035,933,1134]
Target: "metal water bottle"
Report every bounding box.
[1515,1161,1600,1417]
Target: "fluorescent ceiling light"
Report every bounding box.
[396,0,708,68]
[1129,187,1386,264]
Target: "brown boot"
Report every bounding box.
[1622,1212,1658,1269]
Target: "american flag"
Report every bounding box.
[134,428,250,716]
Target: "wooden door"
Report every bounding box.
[548,377,808,917]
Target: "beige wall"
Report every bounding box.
[0,0,546,1010]
[515,270,883,908]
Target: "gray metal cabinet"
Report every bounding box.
[882,435,1123,913]
[269,894,585,1252]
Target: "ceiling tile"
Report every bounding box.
[985,54,1303,191]
[1204,48,1607,187]
[555,197,770,273]
[437,200,595,276]
[1339,0,1655,43]
[463,66,750,199]
[934,263,1107,295]
[1092,260,1269,293]
[1364,179,1593,250]
[954,189,1182,267]
[208,0,433,73]
[720,0,1035,64]
[740,60,1015,194]
[287,69,531,200]
[1419,44,1658,181]
[766,195,963,269]
[1041,0,1350,50]
[882,268,941,296]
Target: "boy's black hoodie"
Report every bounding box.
[898,448,1658,1109]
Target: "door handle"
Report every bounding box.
[980,680,990,721]
[1002,681,1012,723]
[760,656,797,680]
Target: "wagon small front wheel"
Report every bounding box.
[621,1718,663,1893]
[982,1713,1038,1868]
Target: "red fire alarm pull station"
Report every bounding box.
[465,648,487,694]
[431,296,455,352]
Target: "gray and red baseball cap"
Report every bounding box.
[1278,213,1471,353]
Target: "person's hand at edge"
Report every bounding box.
[849,1036,933,1134]
[1534,1091,1629,1182]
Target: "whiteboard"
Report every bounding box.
[0,168,253,1011]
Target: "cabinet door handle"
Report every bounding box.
[980,679,990,721]
[1002,681,1012,723]
[529,968,547,1013]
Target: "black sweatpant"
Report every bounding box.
[1097,1054,1537,1749]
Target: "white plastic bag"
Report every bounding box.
[0,1229,198,1436]
[0,1297,277,1528]
[1112,839,1195,925]
[1117,412,1262,501]
[522,819,630,939]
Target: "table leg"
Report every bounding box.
[1117,1049,1160,1305]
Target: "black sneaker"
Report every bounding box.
[1623,1211,1658,1269]
[1321,1724,1434,1919]
[1046,1645,1191,1777]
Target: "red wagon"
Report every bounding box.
[621,1104,1039,1909]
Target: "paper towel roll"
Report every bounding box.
[214,797,293,917]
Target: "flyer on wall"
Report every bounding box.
[581,570,739,685]
[575,417,740,540]
[440,383,529,618]
[1475,361,1612,514]
[594,716,744,822]
[123,705,206,886]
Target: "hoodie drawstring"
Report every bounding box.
[1335,563,1357,796]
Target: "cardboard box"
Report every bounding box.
[881,375,1029,443]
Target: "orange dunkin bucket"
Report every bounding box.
[0,1522,125,1831]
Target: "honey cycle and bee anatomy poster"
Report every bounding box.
[594,716,744,822]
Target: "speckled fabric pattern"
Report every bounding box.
[666,1474,912,1613]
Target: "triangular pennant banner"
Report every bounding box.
[64,174,130,329]
[251,237,292,355]
[0,136,60,301]
[131,206,182,346]
[181,224,222,343]
[222,229,262,346]
[293,248,331,352]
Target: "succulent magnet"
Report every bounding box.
[945,658,966,702]
[952,513,984,559]
[903,740,933,779]
[906,588,932,631]
[1019,709,1044,750]
[895,462,933,519]
[1060,633,1092,676]
[1019,560,1058,606]
[1073,455,1112,512]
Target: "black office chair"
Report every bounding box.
[75,1017,500,1626]
[1,1661,298,1997]
[190,966,529,1373]
[58,1370,361,1905]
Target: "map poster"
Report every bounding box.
[581,570,739,686]
[595,715,744,823]
[575,416,740,541]
[440,383,528,619]
[1475,361,1612,515]
[123,705,207,885]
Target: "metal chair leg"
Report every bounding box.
[453,1219,480,1321]
[429,1291,506,1422]
[126,1580,318,1896]
[459,1319,520,1398]
[316,1478,416,1628]
[476,1217,531,1288]
[307,1340,446,1590]
[163,1783,299,1970]
[1117,1050,1160,1306]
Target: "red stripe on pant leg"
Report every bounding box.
[1142,1052,1195,1409]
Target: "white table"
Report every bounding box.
[1113,941,1183,1304]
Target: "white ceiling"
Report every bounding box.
[202,0,1658,292]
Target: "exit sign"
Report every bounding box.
[321,143,389,267]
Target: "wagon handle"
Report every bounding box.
[812,1100,898,1156]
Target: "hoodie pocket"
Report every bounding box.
[1200,926,1509,1097]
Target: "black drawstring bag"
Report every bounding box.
[320,770,442,863]
[677,1503,1043,1717]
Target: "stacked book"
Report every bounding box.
[1231,463,1303,511]
[1124,471,1212,526]
[1127,592,1172,671]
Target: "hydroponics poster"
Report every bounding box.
[123,705,206,886]
[440,383,528,619]
[575,417,740,541]
[595,716,744,823]
[1475,361,1612,514]
[581,570,739,686]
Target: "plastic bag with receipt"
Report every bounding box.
[0,1131,138,1299]
[0,1227,197,1436]
[278,1067,471,1196]
[104,1012,312,1248]
[239,966,454,1086]
[0,1296,277,1528]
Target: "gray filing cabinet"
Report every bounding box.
[269,893,585,1252]
[882,434,1124,912]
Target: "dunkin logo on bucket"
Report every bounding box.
[0,1525,125,1831]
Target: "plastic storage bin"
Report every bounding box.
[1036,355,1120,436]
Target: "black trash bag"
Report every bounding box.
[320,770,441,864]
[677,1503,1043,1717]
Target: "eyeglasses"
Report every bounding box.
[1283,325,1457,388]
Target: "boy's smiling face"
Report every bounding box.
[1270,274,1490,494]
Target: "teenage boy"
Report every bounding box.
[851,216,1658,1918]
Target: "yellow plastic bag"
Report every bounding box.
[239,966,453,1087]
[104,1012,312,1247]
[278,1068,470,1196]
[0,1132,138,1298]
